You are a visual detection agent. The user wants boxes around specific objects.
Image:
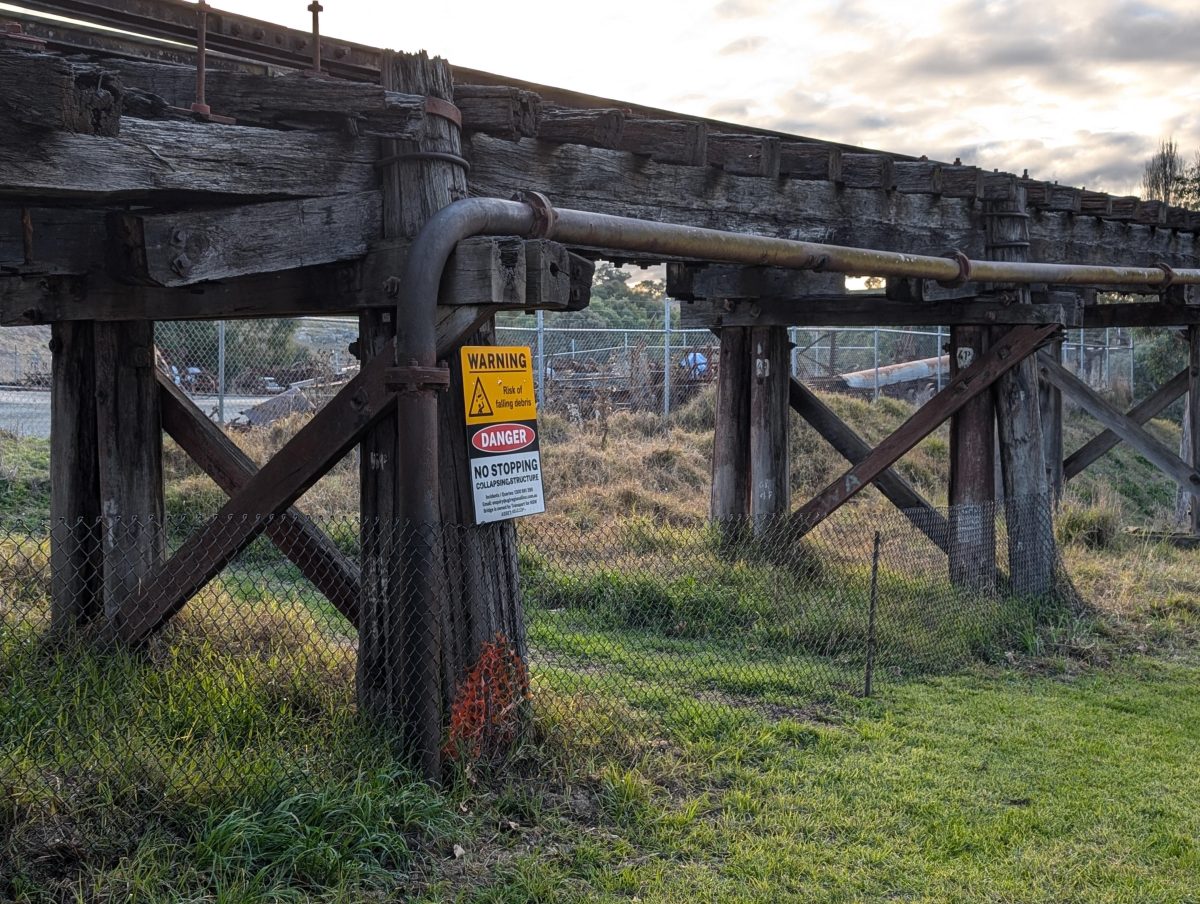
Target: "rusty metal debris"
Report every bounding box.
[0,22,47,50]
[303,0,323,77]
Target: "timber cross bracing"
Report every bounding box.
[3,0,1200,779]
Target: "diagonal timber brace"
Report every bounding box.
[788,378,950,552]
[1038,355,1200,492]
[115,350,396,644]
[1063,368,1189,481]
[788,324,1059,538]
[157,370,361,624]
[114,307,498,645]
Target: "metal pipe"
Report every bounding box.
[541,207,1200,288]
[396,194,1200,530]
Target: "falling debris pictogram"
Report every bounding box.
[468,377,494,418]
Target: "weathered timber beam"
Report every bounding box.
[1022,180,1081,213]
[537,107,625,148]
[157,370,361,623]
[620,118,708,165]
[1029,209,1200,271]
[840,153,894,190]
[105,58,425,136]
[893,160,942,195]
[466,135,1200,266]
[440,236,526,307]
[1,236,587,323]
[788,324,1058,537]
[0,50,122,135]
[1038,353,1200,492]
[678,296,1077,329]
[886,277,981,302]
[1,205,107,271]
[1082,302,1200,328]
[455,84,540,140]
[1063,368,1189,481]
[779,142,840,181]
[113,192,383,287]
[466,135,985,257]
[788,378,950,552]
[940,165,982,198]
[668,264,844,300]
[0,117,376,202]
[708,134,781,178]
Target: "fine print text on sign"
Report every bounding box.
[460,346,545,524]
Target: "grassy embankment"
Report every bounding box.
[2,388,1199,900]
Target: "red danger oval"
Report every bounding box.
[472,423,536,454]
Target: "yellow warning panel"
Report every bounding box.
[460,346,537,425]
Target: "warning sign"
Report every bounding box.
[460,346,544,524]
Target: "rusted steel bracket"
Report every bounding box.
[302,0,324,77]
[0,22,47,50]
[423,95,462,129]
[177,0,236,124]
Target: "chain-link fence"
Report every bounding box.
[1,498,1060,827]
[0,320,1147,445]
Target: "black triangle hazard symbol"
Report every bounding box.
[468,377,494,417]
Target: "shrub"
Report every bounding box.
[1056,502,1120,550]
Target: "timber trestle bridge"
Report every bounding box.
[2,0,1199,778]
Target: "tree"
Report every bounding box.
[1141,138,1200,209]
[497,262,673,331]
[1177,151,1200,209]
[155,319,309,381]
[1143,138,1182,204]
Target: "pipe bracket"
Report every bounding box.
[1157,261,1178,296]
[937,249,972,288]
[513,191,558,238]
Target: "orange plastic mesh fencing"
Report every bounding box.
[444,632,531,765]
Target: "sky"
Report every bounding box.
[177,1,1200,193]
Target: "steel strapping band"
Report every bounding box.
[423,95,462,129]
[374,150,471,172]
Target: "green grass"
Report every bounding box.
[421,656,1200,903]
[0,433,50,527]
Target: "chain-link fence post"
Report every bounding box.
[1123,326,1132,393]
[216,319,226,424]
[535,310,545,410]
[936,325,944,391]
[662,296,671,419]
[873,327,880,401]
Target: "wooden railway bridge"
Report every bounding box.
[2,0,1200,778]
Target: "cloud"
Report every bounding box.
[718,35,768,55]
[706,99,754,119]
[712,0,777,17]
